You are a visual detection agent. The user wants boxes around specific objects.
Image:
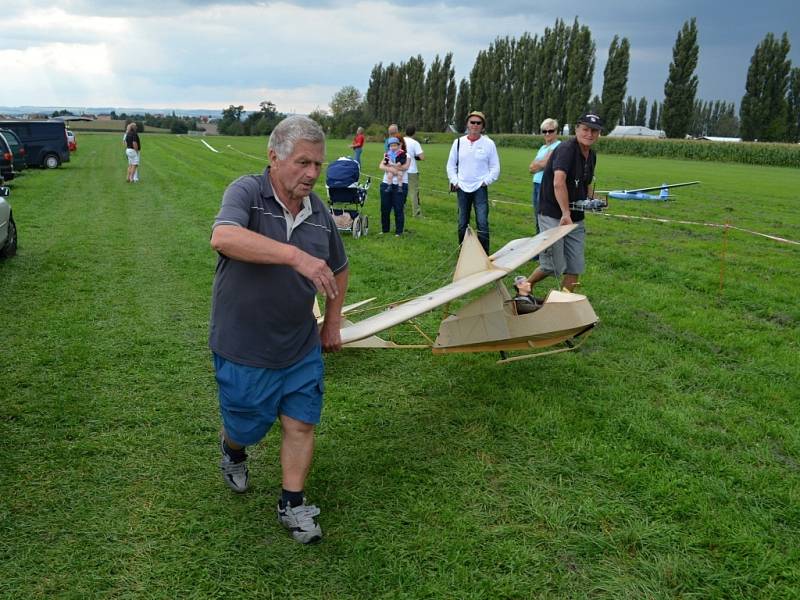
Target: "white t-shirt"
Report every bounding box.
[445,135,501,193]
[404,137,423,174]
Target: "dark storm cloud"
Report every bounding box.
[4,0,798,109]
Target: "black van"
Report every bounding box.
[0,133,14,181]
[0,120,70,169]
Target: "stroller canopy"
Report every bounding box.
[326,157,361,189]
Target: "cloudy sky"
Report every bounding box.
[2,0,798,114]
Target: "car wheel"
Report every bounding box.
[1,215,17,258]
[43,154,60,169]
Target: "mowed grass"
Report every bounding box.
[1,132,798,598]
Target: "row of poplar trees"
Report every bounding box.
[366,54,456,133]
[366,18,597,135]
[363,17,800,142]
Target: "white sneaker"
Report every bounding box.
[277,499,323,544]
[219,434,249,493]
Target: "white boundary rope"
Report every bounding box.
[600,213,800,246]
[225,144,264,161]
[201,139,219,153]
[403,178,798,247]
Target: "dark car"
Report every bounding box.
[0,120,70,169]
[0,133,14,181]
[0,129,27,175]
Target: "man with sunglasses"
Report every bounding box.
[528,113,603,294]
[446,111,500,253]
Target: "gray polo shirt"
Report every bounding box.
[209,167,348,369]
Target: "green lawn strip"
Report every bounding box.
[1,133,798,598]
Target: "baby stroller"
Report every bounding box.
[325,157,371,238]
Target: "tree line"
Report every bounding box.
[50,109,201,133]
[330,18,799,142]
[217,101,285,136]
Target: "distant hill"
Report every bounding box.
[0,105,222,119]
[69,121,171,134]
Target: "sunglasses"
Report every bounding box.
[541,129,556,134]
[468,120,483,125]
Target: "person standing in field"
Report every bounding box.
[378,136,410,235]
[124,122,141,183]
[384,123,399,151]
[350,126,365,165]
[528,113,603,294]
[528,118,560,234]
[445,110,500,254]
[209,115,349,544]
[404,125,425,217]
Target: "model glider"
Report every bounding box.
[317,226,599,363]
[598,181,700,201]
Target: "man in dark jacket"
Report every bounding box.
[528,113,603,294]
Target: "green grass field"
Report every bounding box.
[1,133,799,598]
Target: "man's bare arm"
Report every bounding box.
[553,170,572,225]
[319,268,349,352]
[211,225,339,298]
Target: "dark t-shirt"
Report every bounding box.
[538,137,596,223]
[125,132,141,150]
[209,168,348,368]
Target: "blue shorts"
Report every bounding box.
[213,346,324,446]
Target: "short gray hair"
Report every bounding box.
[540,118,558,132]
[268,115,325,159]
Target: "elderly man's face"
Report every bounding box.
[269,140,325,203]
[576,124,601,148]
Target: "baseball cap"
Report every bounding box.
[467,111,486,124]
[576,113,604,130]
[513,275,527,286]
[386,136,400,145]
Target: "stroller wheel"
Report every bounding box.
[362,215,369,236]
[352,215,362,239]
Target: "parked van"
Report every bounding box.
[0,120,70,169]
[0,133,14,181]
[0,129,27,175]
